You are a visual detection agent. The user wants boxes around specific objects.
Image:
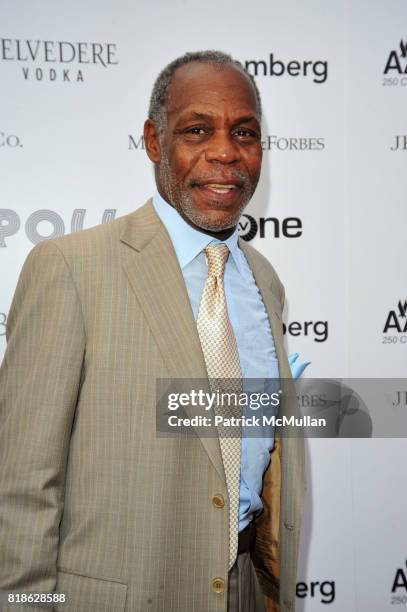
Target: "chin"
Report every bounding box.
[191,211,237,232]
[174,194,242,233]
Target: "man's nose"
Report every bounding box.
[204,131,241,164]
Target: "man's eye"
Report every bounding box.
[185,127,207,135]
[234,129,257,139]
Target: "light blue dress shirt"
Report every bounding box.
[152,191,279,531]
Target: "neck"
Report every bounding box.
[191,224,236,241]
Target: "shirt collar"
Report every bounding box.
[152,191,245,275]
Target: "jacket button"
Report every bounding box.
[212,578,225,593]
[212,494,225,508]
[284,520,294,531]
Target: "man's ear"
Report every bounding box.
[144,119,161,163]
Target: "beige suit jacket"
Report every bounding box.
[0,199,305,612]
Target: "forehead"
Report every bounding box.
[165,62,258,121]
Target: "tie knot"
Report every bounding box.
[204,243,230,278]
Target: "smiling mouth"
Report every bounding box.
[193,183,243,195]
[202,184,239,194]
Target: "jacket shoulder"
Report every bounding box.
[49,212,129,256]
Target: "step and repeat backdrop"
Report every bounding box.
[1,0,406,610]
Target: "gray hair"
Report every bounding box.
[148,49,262,134]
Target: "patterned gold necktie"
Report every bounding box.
[197,243,242,569]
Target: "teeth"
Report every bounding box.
[204,184,236,192]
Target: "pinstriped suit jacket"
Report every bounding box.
[0,199,305,612]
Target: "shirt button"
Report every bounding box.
[283,598,292,609]
[212,494,225,508]
[212,578,225,594]
[284,520,294,531]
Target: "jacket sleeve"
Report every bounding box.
[0,240,85,607]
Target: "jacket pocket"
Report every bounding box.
[55,567,127,612]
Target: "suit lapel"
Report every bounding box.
[120,200,225,482]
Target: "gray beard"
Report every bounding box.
[158,149,255,232]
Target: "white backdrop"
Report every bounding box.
[1,1,406,609]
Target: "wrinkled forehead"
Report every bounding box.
[165,62,259,122]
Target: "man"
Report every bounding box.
[0,51,305,611]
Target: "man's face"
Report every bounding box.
[145,62,262,232]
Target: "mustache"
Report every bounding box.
[188,169,249,187]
